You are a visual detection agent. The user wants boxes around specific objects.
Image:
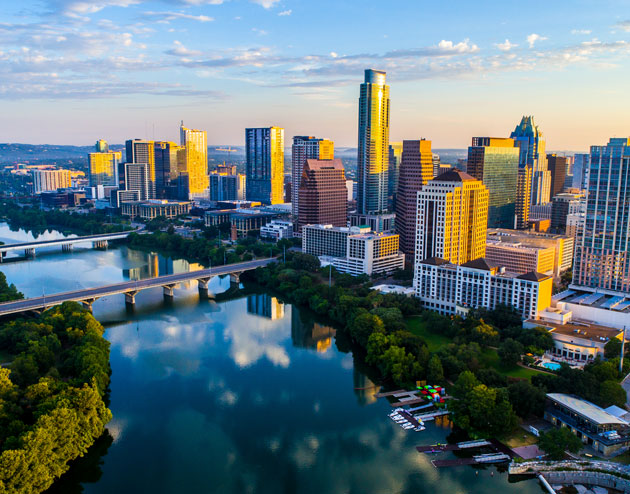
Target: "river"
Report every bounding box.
[0,224,542,493]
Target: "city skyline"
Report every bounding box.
[1,1,629,149]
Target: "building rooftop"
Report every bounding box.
[555,288,630,313]
[517,271,552,282]
[461,258,495,271]
[547,393,628,426]
[305,158,344,170]
[531,317,623,342]
[432,168,476,183]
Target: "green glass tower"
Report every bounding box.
[467,137,520,228]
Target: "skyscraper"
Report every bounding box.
[95,139,109,153]
[32,169,71,194]
[515,165,532,229]
[209,173,246,201]
[572,138,630,293]
[297,158,347,233]
[415,170,489,265]
[245,126,284,204]
[388,142,402,205]
[88,151,121,186]
[395,139,434,260]
[125,139,155,199]
[357,69,390,214]
[291,136,334,217]
[547,154,568,198]
[180,123,209,200]
[510,116,551,206]
[467,137,520,229]
[573,153,589,190]
[125,162,151,200]
[154,141,182,199]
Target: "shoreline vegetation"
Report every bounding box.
[0,272,111,494]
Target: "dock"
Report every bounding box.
[414,409,450,421]
[390,397,425,407]
[432,453,511,468]
[374,389,408,398]
[416,439,491,454]
[398,410,423,428]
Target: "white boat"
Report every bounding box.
[402,424,414,430]
[414,426,426,432]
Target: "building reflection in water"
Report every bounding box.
[352,368,380,406]
[246,293,285,320]
[122,249,203,289]
[290,308,336,352]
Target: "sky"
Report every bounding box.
[1,0,629,150]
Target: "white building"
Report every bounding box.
[32,169,71,194]
[414,257,553,320]
[260,220,293,241]
[303,224,404,276]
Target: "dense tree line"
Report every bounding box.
[0,272,23,303]
[246,251,628,440]
[2,201,130,236]
[0,302,112,493]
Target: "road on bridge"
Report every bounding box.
[0,258,274,316]
[0,231,132,253]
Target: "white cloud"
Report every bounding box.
[496,39,517,51]
[571,29,591,35]
[437,39,479,54]
[278,9,291,16]
[252,27,268,36]
[144,11,214,22]
[615,20,630,32]
[251,0,280,8]
[165,40,202,57]
[527,33,548,48]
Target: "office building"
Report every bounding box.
[125,138,156,198]
[216,164,236,175]
[346,180,356,202]
[245,127,284,204]
[297,159,347,233]
[303,224,404,276]
[357,69,390,214]
[124,162,152,200]
[432,153,441,178]
[154,141,182,198]
[487,228,574,278]
[260,220,294,241]
[467,137,520,228]
[547,154,568,198]
[209,173,246,201]
[573,138,630,293]
[205,208,281,238]
[348,212,395,233]
[573,153,589,190]
[529,203,552,221]
[95,139,109,152]
[544,393,630,457]
[111,189,140,208]
[388,142,402,205]
[415,170,489,265]
[121,199,191,220]
[515,165,532,229]
[510,116,551,206]
[180,123,209,200]
[415,257,552,320]
[395,139,434,260]
[31,169,71,194]
[291,136,334,217]
[485,240,555,276]
[88,151,121,186]
[551,191,586,234]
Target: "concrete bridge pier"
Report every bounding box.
[24,248,35,258]
[0,252,5,263]
[197,277,215,299]
[62,244,74,252]
[93,240,109,249]
[229,272,242,288]
[163,283,178,300]
[125,290,138,306]
[81,298,98,312]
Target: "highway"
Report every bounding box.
[0,258,274,316]
[0,231,132,253]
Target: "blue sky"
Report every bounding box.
[1,0,629,149]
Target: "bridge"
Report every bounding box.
[0,258,274,316]
[0,231,132,260]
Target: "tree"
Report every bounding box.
[470,321,500,347]
[604,338,624,360]
[538,427,583,460]
[350,313,385,347]
[598,380,627,408]
[453,371,480,399]
[507,380,545,418]
[498,338,524,367]
[427,355,444,384]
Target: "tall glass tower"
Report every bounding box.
[572,138,630,293]
[180,123,209,200]
[245,127,285,204]
[357,69,390,214]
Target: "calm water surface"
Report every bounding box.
[0,224,542,493]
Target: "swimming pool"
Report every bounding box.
[542,362,561,371]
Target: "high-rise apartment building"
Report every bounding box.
[551,191,585,234]
[245,127,284,204]
[209,173,246,201]
[572,138,630,293]
[515,165,532,229]
[125,162,152,201]
[415,170,489,265]
[291,136,334,217]
[357,69,390,214]
[573,153,589,190]
[511,116,551,206]
[297,158,347,232]
[125,139,155,199]
[95,139,109,153]
[467,137,520,229]
[432,153,441,178]
[31,169,71,194]
[179,123,209,200]
[88,151,121,186]
[547,154,568,198]
[395,139,434,260]
[154,141,182,198]
[388,142,402,205]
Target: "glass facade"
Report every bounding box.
[179,126,209,200]
[467,138,519,229]
[245,127,284,205]
[573,138,630,292]
[357,69,390,214]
